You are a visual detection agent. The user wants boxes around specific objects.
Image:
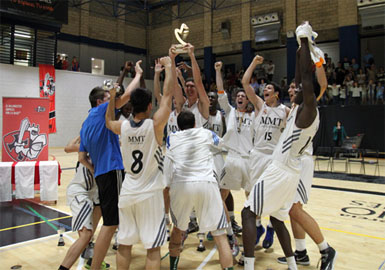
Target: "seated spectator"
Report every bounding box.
[376,81,384,105]
[342,56,350,70]
[54,54,62,69]
[350,81,362,105]
[62,56,69,70]
[71,56,80,71]
[367,79,376,105]
[250,75,259,95]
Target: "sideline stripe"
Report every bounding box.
[0,216,71,232]
[161,252,169,260]
[196,246,217,270]
[25,205,59,231]
[312,184,385,196]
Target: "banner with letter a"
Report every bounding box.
[2,97,49,162]
[39,64,56,133]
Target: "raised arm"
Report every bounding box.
[154,58,163,105]
[116,60,143,109]
[116,61,132,89]
[105,85,122,135]
[170,45,184,112]
[296,37,317,128]
[215,61,231,115]
[315,65,327,102]
[177,61,193,77]
[242,55,264,113]
[153,56,173,145]
[64,136,80,153]
[186,43,209,119]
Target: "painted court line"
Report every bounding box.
[0,216,71,232]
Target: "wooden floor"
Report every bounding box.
[1,147,384,270]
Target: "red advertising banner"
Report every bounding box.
[39,64,56,133]
[2,97,49,162]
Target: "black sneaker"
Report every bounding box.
[277,249,310,266]
[227,234,240,257]
[318,246,337,270]
[230,216,242,234]
[187,217,199,234]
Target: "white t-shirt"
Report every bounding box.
[165,128,221,184]
[208,110,225,137]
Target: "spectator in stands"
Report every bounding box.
[325,58,335,84]
[328,82,341,105]
[343,75,354,104]
[258,78,266,97]
[350,58,359,73]
[71,56,80,71]
[342,56,350,70]
[54,54,62,69]
[250,75,259,95]
[333,120,349,147]
[376,66,385,83]
[339,85,347,106]
[350,81,362,105]
[363,49,374,68]
[376,81,384,105]
[266,60,275,82]
[367,79,376,105]
[62,56,69,70]
[335,62,346,85]
[356,68,366,87]
[366,64,377,83]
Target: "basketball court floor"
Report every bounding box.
[1,148,384,270]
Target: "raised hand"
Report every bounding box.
[135,60,143,75]
[124,61,134,71]
[159,56,172,67]
[184,43,194,56]
[254,55,264,65]
[154,58,165,73]
[214,61,223,71]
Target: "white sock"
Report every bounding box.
[318,240,328,252]
[256,219,262,227]
[244,257,255,270]
[267,220,273,228]
[295,238,306,252]
[286,256,298,270]
[229,211,234,218]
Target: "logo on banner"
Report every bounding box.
[39,72,55,97]
[3,117,47,161]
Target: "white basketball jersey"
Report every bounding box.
[167,110,179,137]
[272,105,319,171]
[253,103,287,154]
[208,110,224,137]
[166,128,220,184]
[120,119,166,203]
[183,100,208,128]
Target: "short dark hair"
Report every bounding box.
[89,87,106,108]
[269,82,282,96]
[130,87,152,116]
[177,110,195,130]
[185,78,194,84]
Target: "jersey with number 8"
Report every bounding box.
[119,119,166,204]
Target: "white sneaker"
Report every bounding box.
[296,21,318,46]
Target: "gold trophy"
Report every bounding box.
[171,23,190,54]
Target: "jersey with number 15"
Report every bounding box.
[253,102,287,154]
[120,119,166,198]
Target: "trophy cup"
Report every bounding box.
[57,226,65,246]
[171,23,190,54]
[196,232,206,252]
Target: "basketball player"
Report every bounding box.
[166,110,233,270]
[105,56,174,270]
[241,22,328,270]
[79,60,143,270]
[215,61,254,233]
[276,46,336,268]
[241,55,290,249]
[58,136,106,270]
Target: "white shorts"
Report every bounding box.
[117,190,167,249]
[247,150,272,193]
[293,155,314,204]
[70,195,94,232]
[220,155,250,190]
[244,161,300,221]
[213,153,225,183]
[170,181,227,233]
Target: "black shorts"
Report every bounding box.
[95,170,124,226]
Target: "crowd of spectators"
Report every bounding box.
[54,54,80,71]
[321,51,384,106]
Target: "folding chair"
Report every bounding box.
[362,149,380,176]
[314,146,332,172]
